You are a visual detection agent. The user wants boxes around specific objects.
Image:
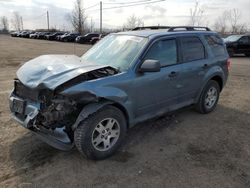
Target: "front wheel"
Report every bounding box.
[195,80,220,114]
[74,105,127,160]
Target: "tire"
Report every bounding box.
[245,53,250,57]
[74,105,127,160]
[227,48,234,57]
[195,80,220,114]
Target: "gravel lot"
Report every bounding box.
[0,34,249,188]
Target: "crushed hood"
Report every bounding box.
[17,55,109,90]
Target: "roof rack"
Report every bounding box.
[132,26,211,32]
[168,26,211,31]
[132,26,171,30]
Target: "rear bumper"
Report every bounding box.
[9,93,74,151]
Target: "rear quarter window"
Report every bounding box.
[180,37,205,62]
[205,35,226,57]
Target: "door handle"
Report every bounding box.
[168,71,178,78]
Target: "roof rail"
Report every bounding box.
[132,26,171,31]
[132,26,211,32]
[168,26,211,31]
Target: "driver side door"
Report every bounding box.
[132,37,183,119]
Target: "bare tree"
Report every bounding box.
[238,24,248,34]
[189,0,205,26]
[227,8,241,33]
[213,11,228,34]
[11,12,22,31]
[123,15,144,30]
[0,16,9,31]
[70,0,87,34]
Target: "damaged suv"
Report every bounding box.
[9,26,230,160]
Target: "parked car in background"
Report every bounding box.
[30,32,40,39]
[9,26,230,160]
[60,32,80,42]
[224,34,250,57]
[22,31,35,38]
[45,32,64,40]
[56,33,68,41]
[90,34,108,45]
[10,31,20,37]
[37,32,51,39]
[75,33,100,44]
[16,31,27,37]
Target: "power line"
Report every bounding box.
[84,3,99,10]
[103,0,166,10]
[86,0,166,12]
[25,12,47,21]
[104,0,152,5]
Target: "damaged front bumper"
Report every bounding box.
[9,93,74,151]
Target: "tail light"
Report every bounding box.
[227,59,231,71]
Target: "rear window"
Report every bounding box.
[180,37,205,62]
[205,35,226,57]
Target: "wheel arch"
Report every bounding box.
[72,99,130,131]
[210,75,223,91]
[195,73,224,103]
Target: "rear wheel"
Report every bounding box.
[195,80,220,114]
[245,53,250,57]
[74,105,127,160]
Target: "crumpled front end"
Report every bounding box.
[9,55,120,150]
[9,79,76,151]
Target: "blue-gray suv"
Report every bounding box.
[9,26,230,160]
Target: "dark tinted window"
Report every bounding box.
[205,35,226,57]
[144,39,177,66]
[180,37,205,61]
[239,36,250,44]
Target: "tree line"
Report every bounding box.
[0,0,248,35]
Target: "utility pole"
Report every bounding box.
[20,16,23,30]
[90,17,93,32]
[100,1,102,34]
[46,11,50,31]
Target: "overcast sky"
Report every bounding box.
[0,0,249,31]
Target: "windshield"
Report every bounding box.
[81,34,148,71]
[224,35,242,42]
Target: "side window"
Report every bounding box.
[180,37,205,62]
[205,35,226,57]
[144,39,177,66]
[239,36,249,44]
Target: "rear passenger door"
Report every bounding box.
[178,36,209,103]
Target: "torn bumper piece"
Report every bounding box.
[9,95,74,151]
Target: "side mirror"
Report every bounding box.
[139,59,161,72]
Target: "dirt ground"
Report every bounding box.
[0,34,249,188]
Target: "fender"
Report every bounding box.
[194,66,226,103]
[71,101,113,130]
